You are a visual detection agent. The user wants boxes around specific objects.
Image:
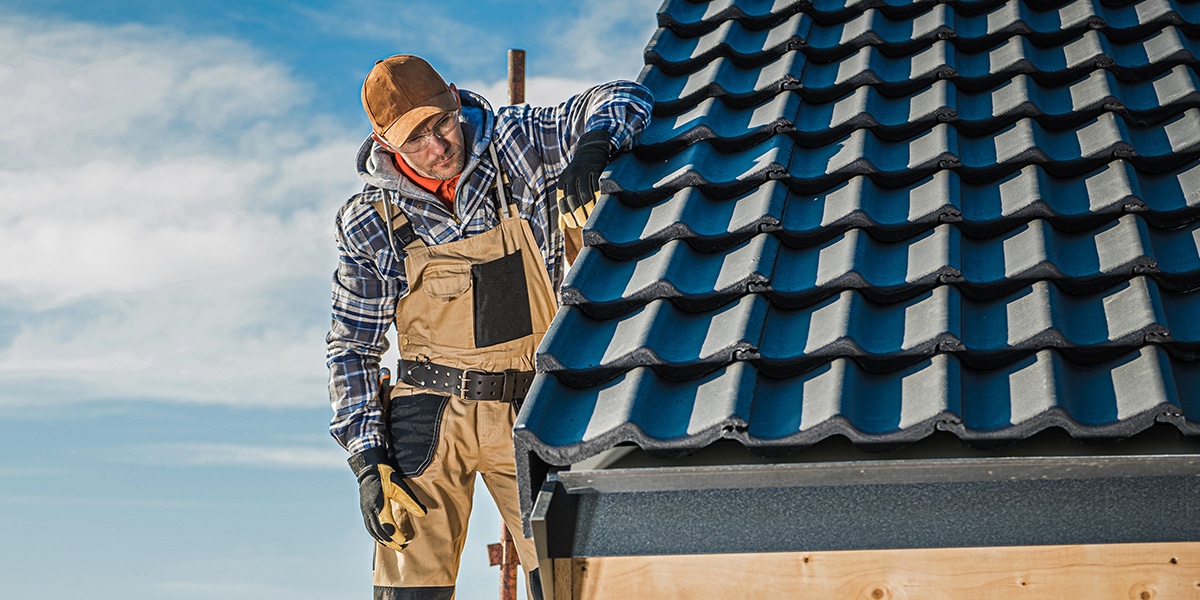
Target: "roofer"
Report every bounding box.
[325,55,653,599]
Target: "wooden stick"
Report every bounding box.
[489,524,521,600]
[500,525,520,600]
[508,49,526,105]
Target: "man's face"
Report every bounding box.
[392,111,465,180]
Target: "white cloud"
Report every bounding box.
[0,2,663,408]
[459,75,610,108]
[295,0,657,94]
[544,0,661,81]
[0,16,358,407]
[149,581,304,599]
[294,0,508,79]
[455,0,660,114]
[144,442,347,470]
[459,0,659,106]
[0,20,308,164]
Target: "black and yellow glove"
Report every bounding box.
[348,447,427,552]
[556,129,613,230]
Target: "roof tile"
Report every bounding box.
[517,0,1200,488]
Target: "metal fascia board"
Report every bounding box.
[558,454,1200,494]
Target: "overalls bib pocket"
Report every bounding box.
[386,392,451,478]
[471,249,533,347]
[420,261,472,299]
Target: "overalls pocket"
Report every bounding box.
[471,249,533,347]
[385,392,451,478]
[421,261,472,299]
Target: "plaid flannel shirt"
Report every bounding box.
[326,82,653,454]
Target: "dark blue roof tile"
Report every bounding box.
[539,294,766,385]
[641,51,806,116]
[953,67,1200,131]
[607,133,791,202]
[569,213,1200,318]
[804,0,1007,21]
[656,0,1039,37]
[517,0,1200,491]
[596,160,1200,256]
[520,346,1200,463]
[645,11,811,76]
[613,110,1200,201]
[562,234,777,317]
[657,0,806,36]
[804,6,959,59]
[539,275,1200,386]
[644,25,1200,118]
[587,180,787,258]
[801,30,1199,95]
[636,89,803,155]
[916,160,1200,230]
[813,0,1200,57]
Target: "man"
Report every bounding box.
[325,55,652,600]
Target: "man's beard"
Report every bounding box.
[416,144,465,180]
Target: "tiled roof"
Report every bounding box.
[515,0,1200,480]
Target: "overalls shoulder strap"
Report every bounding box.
[370,193,423,258]
[488,141,517,220]
[373,141,512,257]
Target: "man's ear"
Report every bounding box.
[449,83,461,107]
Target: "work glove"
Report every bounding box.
[348,447,427,552]
[556,129,613,229]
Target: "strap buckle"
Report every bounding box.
[459,368,524,402]
[458,368,488,400]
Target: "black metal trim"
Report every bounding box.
[557,453,1200,494]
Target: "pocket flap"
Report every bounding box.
[420,261,472,298]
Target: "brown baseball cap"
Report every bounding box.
[362,55,458,146]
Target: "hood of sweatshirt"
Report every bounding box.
[354,89,496,204]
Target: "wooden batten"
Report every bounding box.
[553,543,1200,600]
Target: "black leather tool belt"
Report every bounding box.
[400,358,535,402]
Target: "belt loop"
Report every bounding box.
[501,369,518,403]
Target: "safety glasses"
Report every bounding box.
[397,111,460,154]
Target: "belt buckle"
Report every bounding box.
[459,368,488,401]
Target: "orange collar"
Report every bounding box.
[394,153,459,211]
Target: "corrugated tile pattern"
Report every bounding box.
[516,0,1200,476]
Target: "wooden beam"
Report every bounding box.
[552,558,575,600]
[564,543,1200,600]
[507,49,525,105]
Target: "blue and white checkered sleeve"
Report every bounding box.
[572,80,654,153]
[504,80,654,169]
[326,201,401,454]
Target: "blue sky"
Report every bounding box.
[0,1,658,598]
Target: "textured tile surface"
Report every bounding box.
[516,0,1200,481]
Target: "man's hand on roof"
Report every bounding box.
[557,129,613,230]
[349,448,428,552]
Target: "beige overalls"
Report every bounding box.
[370,145,555,597]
